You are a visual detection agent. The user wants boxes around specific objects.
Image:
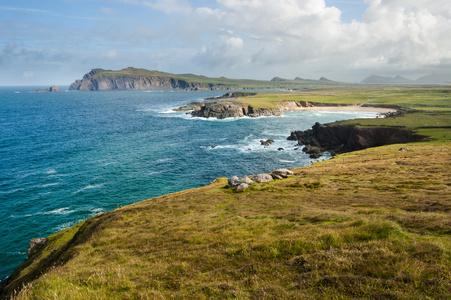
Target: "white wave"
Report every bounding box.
[149,171,163,175]
[42,207,76,215]
[5,251,26,255]
[54,220,78,232]
[73,184,104,194]
[40,182,61,188]
[280,160,296,163]
[11,207,76,218]
[155,158,173,164]
[0,188,25,195]
[45,169,57,175]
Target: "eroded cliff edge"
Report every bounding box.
[289,122,426,158]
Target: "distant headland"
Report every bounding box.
[33,85,61,92]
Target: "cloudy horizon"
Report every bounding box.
[1,0,450,86]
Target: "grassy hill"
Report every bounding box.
[2,85,450,299]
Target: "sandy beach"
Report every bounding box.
[295,105,397,114]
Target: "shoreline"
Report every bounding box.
[293,105,397,113]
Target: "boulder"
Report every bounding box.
[228,176,252,187]
[28,238,47,257]
[272,169,294,178]
[252,174,274,183]
[271,174,283,180]
[236,183,249,191]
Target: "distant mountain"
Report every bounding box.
[415,73,451,84]
[361,73,451,85]
[361,75,414,85]
[270,77,289,82]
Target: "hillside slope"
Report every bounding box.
[2,143,450,299]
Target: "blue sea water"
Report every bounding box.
[0,87,380,282]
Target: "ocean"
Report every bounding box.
[0,87,380,282]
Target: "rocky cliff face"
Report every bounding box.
[190,100,283,119]
[69,69,226,91]
[288,122,425,157]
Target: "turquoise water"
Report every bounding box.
[0,87,380,282]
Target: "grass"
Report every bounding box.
[2,85,450,299]
[2,143,450,299]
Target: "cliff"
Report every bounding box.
[190,100,283,119]
[288,122,426,157]
[69,68,232,91]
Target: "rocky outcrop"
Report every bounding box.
[288,122,425,157]
[189,100,283,119]
[69,68,230,91]
[28,238,47,257]
[34,85,61,92]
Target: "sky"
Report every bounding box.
[0,0,450,85]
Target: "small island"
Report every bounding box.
[34,85,61,93]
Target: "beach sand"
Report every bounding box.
[295,106,397,114]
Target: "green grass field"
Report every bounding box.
[2,85,450,300]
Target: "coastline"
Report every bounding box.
[293,105,397,113]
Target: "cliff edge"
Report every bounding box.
[288,122,426,157]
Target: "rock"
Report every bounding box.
[272,169,294,178]
[191,100,248,119]
[271,174,283,180]
[228,176,241,187]
[28,238,47,257]
[288,121,424,156]
[236,183,249,191]
[228,176,252,187]
[399,147,411,151]
[34,85,61,92]
[252,174,274,183]
[260,139,275,146]
[278,148,284,151]
[211,145,217,148]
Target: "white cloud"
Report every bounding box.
[23,71,34,78]
[188,0,451,80]
[119,0,193,14]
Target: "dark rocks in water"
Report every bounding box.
[34,85,61,92]
[28,238,47,257]
[211,145,217,148]
[173,102,203,112]
[302,145,321,158]
[260,139,275,146]
[278,148,284,151]
[288,121,425,157]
